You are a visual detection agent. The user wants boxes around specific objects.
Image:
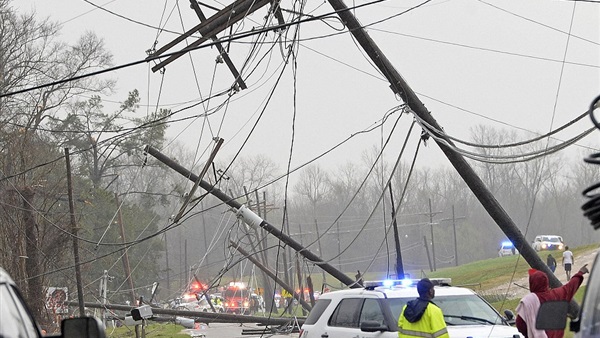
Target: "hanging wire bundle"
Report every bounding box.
[580,94,600,230]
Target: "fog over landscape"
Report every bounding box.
[2,0,599,331]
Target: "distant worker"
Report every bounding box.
[562,246,574,280]
[546,254,557,273]
[516,265,589,338]
[398,278,449,338]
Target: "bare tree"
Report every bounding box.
[0,2,115,324]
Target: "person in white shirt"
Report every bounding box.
[562,246,574,280]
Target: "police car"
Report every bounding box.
[299,279,522,338]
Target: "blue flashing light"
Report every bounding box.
[364,278,451,290]
[501,241,514,247]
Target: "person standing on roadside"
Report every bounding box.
[516,264,589,338]
[398,278,449,338]
[562,246,574,280]
[546,254,557,273]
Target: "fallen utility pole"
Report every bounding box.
[65,301,305,326]
[144,145,360,288]
[326,0,570,302]
[230,240,312,312]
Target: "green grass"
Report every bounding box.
[306,244,597,316]
[426,243,599,291]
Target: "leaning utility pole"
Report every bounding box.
[145,145,360,288]
[230,241,312,312]
[326,0,568,293]
[65,148,85,316]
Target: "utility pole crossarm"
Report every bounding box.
[188,0,247,90]
[148,0,272,72]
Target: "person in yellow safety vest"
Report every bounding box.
[398,278,449,338]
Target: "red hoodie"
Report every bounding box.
[516,269,584,338]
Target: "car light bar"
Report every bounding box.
[364,278,452,290]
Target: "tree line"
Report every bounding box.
[2,0,599,330]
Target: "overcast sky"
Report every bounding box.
[14,0,600,181]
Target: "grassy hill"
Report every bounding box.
[425,244,598,313]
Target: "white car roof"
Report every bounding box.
[319,284,476,300]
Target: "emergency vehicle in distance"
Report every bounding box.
[223,281,251,314]
[182,280,208,302]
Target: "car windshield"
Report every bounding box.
[388,295,504,326]
[545,237,561,242]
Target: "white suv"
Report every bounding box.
[531,235,564,251]
[299,279,522,338]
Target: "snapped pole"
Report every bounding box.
[325,0,562,287]
[144,145,360,288]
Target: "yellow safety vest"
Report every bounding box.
[398,303,449,338]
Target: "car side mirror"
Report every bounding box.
[536,300,569,330]
[61,317,105,338]
[360,320,389,332]
[503,309,515,324]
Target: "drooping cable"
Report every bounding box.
[581,95,600,230]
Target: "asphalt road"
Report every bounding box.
[180,322,301,338]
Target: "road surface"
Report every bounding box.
[181,322,301,337]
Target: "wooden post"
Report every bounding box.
[65,148,85,316]
[115,193,136,304]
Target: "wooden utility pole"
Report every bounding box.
[429,199,436,271]
[164,232,170,291]
[174,138,223,223]
[115,193,136,304]
[423,236,432,272]
[65,148,85,316]
[148,0,272,72]
[389,183,404,278]
[230,241,312,312]
[145,145,360,288]
[326,0,567,293]
[188,0,247,90]
[248,188,275,312]
[453,205,459,266]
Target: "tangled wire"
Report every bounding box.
[581,94,600,230]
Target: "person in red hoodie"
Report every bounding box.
[516,264,589,338]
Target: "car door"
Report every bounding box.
[326,298,396,338]
[0,281,41,338]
